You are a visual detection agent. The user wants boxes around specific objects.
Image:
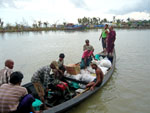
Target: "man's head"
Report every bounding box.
[10,71,23,85]
[91,61,97,69]
[5,59,14,69]
[50,61,59,70]
[85,39,89,45]
[104,24,108,29]
[59,53,65,61]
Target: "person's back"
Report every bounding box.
[0,59,14,86]
[0,71,29,113]
[31,65,51,90]
[0,84,28,113]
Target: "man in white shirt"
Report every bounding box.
[0,59,14,86]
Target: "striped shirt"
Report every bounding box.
[0,67,13,86]
[0,83,28,113]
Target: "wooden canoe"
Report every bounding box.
[23,50,116,113]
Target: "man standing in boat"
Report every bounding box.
[99,24,108,54]
[86,61,104,90]
[83,39,94,52]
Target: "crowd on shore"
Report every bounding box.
[0,24,116,113]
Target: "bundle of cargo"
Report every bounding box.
[66,64,80,75]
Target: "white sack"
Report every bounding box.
[100,59,111,68]
[81,74,96,83]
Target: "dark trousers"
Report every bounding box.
[11,94,35,113]
[80,57,92,69]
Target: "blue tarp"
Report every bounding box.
[94,25,104,27]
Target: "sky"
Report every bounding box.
[0,0,150,26]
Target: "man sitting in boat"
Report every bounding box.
[86,61,104,90]
[80,47,95,69]
[0,59,14,86]
[0,71,35,113]
[57,53,66,74]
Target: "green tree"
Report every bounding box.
[38,21,42,28]
[82,17,88,25]
[97,17,101,24]
[92,17,98,25]
[127,18,130,22]
[113,16,116,23]
[0,18,4,28]
[103,18,107,23]
[78,18,82,24]
[43,22,49,28]
[6,23,12,30]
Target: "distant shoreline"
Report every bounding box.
[0,26,150,33]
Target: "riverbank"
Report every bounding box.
[0,26,150,33]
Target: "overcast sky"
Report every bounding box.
[0,0,150,25]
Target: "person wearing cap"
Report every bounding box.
[31,64,52,91]
[50,61,63,80]
[80,47,95,69]
[86,61,104,90]
[57,53,66,73]
[0,71,35,113]
[0,59,14,86]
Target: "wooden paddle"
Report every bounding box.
[74,88,89,98]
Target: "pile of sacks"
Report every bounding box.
[65,57,112,83]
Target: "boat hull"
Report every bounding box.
[23,50,116,113]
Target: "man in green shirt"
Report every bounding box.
[99,24,108,54]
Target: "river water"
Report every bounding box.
[0,29,150,113]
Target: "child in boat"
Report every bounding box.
[86,61,104,90]
[57,53,66,74]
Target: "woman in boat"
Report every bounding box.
[0,71,35,113]
[106,26,116,56]
[86,61,104,90]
